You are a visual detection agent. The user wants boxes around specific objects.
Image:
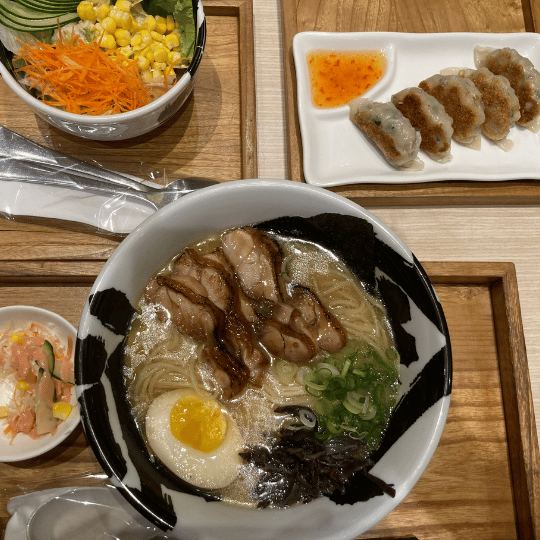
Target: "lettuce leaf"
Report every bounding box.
[143,0,196,60]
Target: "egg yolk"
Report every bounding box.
[169,394,227,452]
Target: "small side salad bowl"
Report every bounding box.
[0,0,206,141]
[0,305,80,462]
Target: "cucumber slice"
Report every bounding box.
[13,1,80,15]
[0,16,78,33]
[52,359,75,385]
[0,4,78,32]
[42,340,55,374]
[43,339,75,385]
[14,0,80,8]
[3,2,72,18]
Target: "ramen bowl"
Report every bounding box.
[0,1,205,141]
[76,179,452,540]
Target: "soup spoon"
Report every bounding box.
[26,486,172,540]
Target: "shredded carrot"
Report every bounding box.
[14,33,150,115]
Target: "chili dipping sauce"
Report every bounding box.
[307,49,386,108]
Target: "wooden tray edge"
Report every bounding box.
[204,0,258,179]
[423,261,540,539]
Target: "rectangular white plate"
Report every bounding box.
[292,32,540,186]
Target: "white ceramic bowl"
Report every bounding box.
[0,305,80,462]
[0,1,206,141]
[76,179,452,540]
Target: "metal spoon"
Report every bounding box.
[26,486,171,540]
[3,158,218,210]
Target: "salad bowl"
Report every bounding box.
[0,0,206,141]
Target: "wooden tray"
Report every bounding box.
[0,0,257,182]
[280,0,540,206]
[1,254,539,539]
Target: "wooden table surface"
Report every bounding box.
[1,0,540,537]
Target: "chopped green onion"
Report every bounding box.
[274,359,298,385]
[302,338,399,447]
[340,358,352,377]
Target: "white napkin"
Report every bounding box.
[1,181,156,236]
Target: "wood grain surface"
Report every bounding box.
[280,0,540,206]
[0,0,258,184]
[1,241,539,538]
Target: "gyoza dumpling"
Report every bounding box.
[419,74,485,146]
[391,87,454,162]
[458,67,520,142]
[348,97,422,169]
[474,46,540,128]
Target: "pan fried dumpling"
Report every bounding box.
[349,97,422,169]
[391,87,454,163]
[474,46,540,129]
[419,74,485,146]
[458,67,520,142]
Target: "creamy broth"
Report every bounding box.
[123,227,399,508]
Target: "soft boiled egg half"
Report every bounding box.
[145,388,244,490]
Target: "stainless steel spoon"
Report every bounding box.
[26,486,172,540]
[0,126,218,210]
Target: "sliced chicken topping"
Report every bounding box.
[255,317,317,364]
[290,286,347,353]
[144,227,349,397]
[144,276,220,341]
[221,227,283,303]
[145,275,249,397]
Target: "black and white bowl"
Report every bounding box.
[76,179,452,540]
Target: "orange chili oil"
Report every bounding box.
[307,49,386,108]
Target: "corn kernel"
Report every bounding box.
[144,49,155,62]
[120,45,133,56]
[100,33,116,49]
[155,15,167,34]
[153,46,168,62]
[101,16,117,32]
[115,0,131,12]
[16,380,29,391]
[113,10,131,29]
[53,402,73,421]
[141,70,153,83]
[152,69,164,79]
[96,3,110,20]
[114,28,131,41]
[10,333,24,345]
[167,51,182,66]
[130,33,142,47]
[163,33,179,50]
[166,15,176,32]
[0,406,8,418]
[139,29,152,45]
[152,61,167,71]
[141,15,157,31]
[137,56,150,71]
[77,1,96,21]
[150,30,163,43]
[129,15,138,32]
